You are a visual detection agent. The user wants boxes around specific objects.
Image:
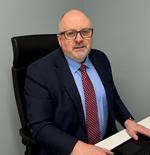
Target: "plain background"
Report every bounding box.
[0,0,149,154]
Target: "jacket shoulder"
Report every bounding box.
[27,48,60,71]
[90,49,109,61]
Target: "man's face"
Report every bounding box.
[57,11,93,63]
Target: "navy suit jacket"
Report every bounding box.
[24,48,133,155]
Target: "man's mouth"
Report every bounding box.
[74,46,86,49]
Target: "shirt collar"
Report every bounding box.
[65,56,92,73]
[83,56,91,69]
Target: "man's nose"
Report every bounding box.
[75,32,83,42]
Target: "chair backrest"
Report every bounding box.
[11,34,60,144]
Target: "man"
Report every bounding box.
[24,9,150,155]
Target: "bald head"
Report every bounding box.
[58,9,92,32]
[57,9,93,62]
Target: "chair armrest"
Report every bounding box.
[20,128,37,146]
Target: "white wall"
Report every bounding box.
[0,0,83,154]
[84,0,150,121]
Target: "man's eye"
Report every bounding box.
[66,31,75,37]
[82,30,90,36]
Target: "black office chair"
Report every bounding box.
[11,34,60,155]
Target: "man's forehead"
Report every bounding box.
[59,10,92,31]
[61,9,88,21]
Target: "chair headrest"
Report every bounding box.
[11,34,60,68]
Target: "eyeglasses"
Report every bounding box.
[58,28,93,40]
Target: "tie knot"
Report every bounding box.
[80,64,86,72]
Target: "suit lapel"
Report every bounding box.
[90,55,108,88]
[54,50,87,131]
[89,51,113,116]
[89,52,107,91]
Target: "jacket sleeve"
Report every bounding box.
[100,51,134,126]
[24,64,78,154]
[97,52,133,126]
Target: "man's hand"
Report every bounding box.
[71,140,114,155]
[124,118,150,140]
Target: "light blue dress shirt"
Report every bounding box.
[65,56,108,139]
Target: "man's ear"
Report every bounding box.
[57,34,62,47]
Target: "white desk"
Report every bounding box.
[95,116,150,150]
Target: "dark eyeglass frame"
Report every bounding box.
[58,28,94,40]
